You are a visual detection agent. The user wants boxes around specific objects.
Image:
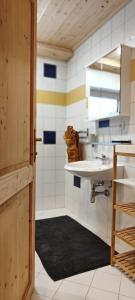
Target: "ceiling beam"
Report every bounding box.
[37,41,73,61]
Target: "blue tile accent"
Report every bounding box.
[74,175,81,188]
[43,131,56,144]
[99,119,110,128]
[43,63,57,78]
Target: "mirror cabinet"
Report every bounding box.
[86,45,132,120]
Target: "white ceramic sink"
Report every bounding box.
[64,159,123,180]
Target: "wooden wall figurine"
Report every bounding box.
[64,126,81,162]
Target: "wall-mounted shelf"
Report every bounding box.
[111,145,135,281]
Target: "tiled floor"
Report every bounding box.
[32,209,135,300]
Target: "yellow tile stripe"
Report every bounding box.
[36,90,66,106]
[36,85,86,106]
[66,85,86,105]
[131,59,135,81]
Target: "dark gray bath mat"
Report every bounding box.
[35,215,111,281]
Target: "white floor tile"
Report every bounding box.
[54,280,89,300]
[96,266,122,277]
[120,275,135,298]
[91,271,121,294]
[35,253,44,274]
[35,209,135,300]
[35,272,62,298]
[31,292,51,300]
[119,295,135,300]
[86,287,118,300]
[65,270,95,286]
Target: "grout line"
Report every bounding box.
[52,280,63,300]
[64,277,90,287]
[87,285,120,295]
[85,285,120,299]
[119,293,135,300]
[85,270,96,299]
[94,269,122,277]
[117,272,123,299]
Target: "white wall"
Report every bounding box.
[37,57,67,92]
[65,0,135,249]
[36,58,66,210]
[67,0,135,92]
[36,0,135,250]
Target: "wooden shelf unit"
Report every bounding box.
[114,203,135,217]
[113,251,135,280]
[115,227,135,248]
[111,145,135,280]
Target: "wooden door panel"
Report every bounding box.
[0,0,36,299]
[0,187,30,300]
[0,0,31,172]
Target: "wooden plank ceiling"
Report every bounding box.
[37,0,130,61]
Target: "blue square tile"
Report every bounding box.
[99,119,110,128]
[74,175,81,188]
[43,131,56,144]
[43,63,57,78]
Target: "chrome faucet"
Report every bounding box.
[96,154,108,165]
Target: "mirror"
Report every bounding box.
[87,47,121,120]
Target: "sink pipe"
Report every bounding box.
[90,181,111,203]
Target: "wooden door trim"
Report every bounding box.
[24,1,37,299]
[0,165,33,206]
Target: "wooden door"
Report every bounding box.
[0,1,36,299]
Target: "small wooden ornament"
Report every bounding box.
[64,126,81,162]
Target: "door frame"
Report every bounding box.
[23,0,37,298]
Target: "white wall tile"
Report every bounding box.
[43,184,55,197]
[36,102,66,211]
[100,35,112,57]
[36,157,55,170]
[125,0,135,21]
[101,21,111,40]
[56,170,65,183]
[56,145,66,157]
[42,145,55,157]
[56,183,65,196]
[92,29,102,47]
[37,57,67,93]
[111,25,124,49]
[56,131,65,145]
[56,157,66,170]
[55,106,66,118]
[37,104,55,118]
[36,170,55,184]
[111,8,124,31]
[55,196,65,208]
[55,118,66,131]
[125,16,135,42]
[43,118,56,130]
